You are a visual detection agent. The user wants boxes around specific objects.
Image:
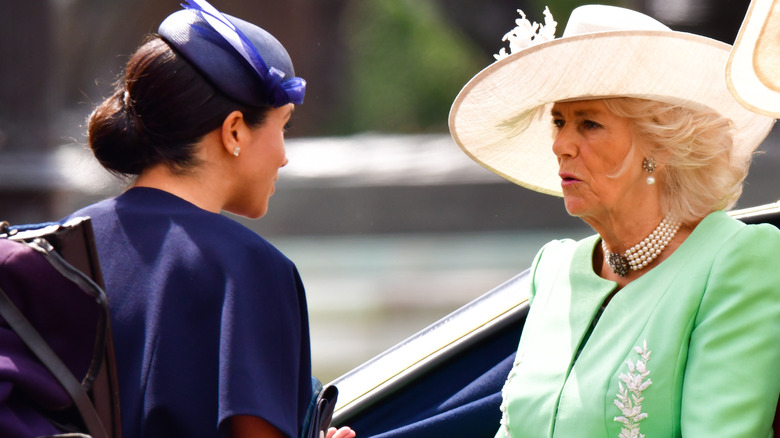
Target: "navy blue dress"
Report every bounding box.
[70,187,312,438]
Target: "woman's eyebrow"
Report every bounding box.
[575,109,602,117]
[551,108,603,118]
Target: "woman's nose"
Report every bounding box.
[552,127,577,159]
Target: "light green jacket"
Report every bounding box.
[497,211,780,438]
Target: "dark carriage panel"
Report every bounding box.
[8,217,105,284]
[729,201,780,226]
[330,271,529,437]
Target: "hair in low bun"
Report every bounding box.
[87,88,149,175]
[87,36,270,177]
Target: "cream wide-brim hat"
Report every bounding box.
[727,0,780,117]
[449,4,776,197]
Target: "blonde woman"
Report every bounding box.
[450,5,780,437]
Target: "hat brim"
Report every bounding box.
[450,30,776,196]
[726,0,780,117]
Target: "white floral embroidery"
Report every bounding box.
[499,351,523,437]
[614,340,652,438]
[494,6,557,61]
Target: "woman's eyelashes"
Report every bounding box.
[552,118,604,132]
[582,119,603,130]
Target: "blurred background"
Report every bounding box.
[1,0,777,381]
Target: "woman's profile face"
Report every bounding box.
[551,99,648,221]
[227,104,294,219]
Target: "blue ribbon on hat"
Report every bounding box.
[181,0,306,106]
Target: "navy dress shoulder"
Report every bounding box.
[70,187,312,438]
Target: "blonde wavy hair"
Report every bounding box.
[602,97,751,226]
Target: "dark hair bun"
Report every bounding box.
[87,88,149,175]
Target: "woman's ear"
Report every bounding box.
[221,110,246,157]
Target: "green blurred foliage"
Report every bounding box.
[337,0,485,134]
[332,0,622,135]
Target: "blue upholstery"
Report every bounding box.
[337,309,525,437]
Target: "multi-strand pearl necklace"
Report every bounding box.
[601,215,681,277]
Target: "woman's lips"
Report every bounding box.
[559,172,580,187]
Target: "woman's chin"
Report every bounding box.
[562,197,587,218]
[246,206,269,220]
[224,201,269,220]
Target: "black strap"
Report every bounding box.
[0,277,108,438]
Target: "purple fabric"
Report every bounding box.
[0,238,103,435]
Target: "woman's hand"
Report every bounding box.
[326,426,356,438]
[229,415,285,437]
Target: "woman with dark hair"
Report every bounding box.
[450,4,780,437]
[69,2,354,437]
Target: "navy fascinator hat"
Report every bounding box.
[158,0,306,108]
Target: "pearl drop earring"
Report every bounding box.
[233,147,241,157]
[642,157,656,185]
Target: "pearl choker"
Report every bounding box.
[601,215,681,277]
